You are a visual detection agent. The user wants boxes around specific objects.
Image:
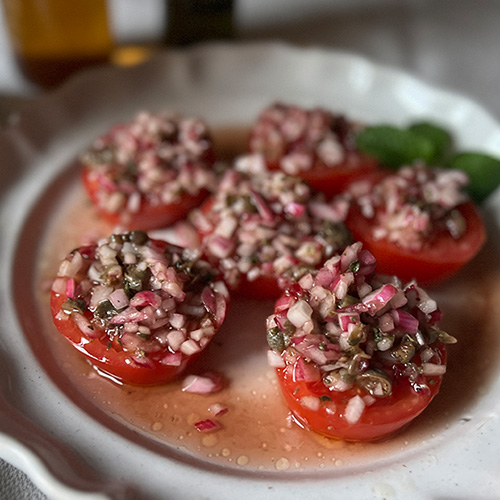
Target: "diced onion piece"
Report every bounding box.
[394,309,419,333]
[180,339,201,356]
[160,352,182,366]
[293,357,321,382]
[362,284,398,315]
[300,395,320,411]
[208,403,228,417]
[422,363,446,376]
[182,373,222,394]
[194,419,221,433]
[344,395,365,424]
[287,299,313,328]
[108,288,129,310]
[267,350,286,368]
[72,312,98,338]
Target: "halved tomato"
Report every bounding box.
[344,165,486,286]
[82,167,209,231]
[346,201,485,286]
[80,111,216,231]
[50,232,229,385]
[191,167,352,300]
[266,241,452,441]
[248,102,379,198]
[275,345,445,442]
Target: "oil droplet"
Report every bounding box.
[334,459,344,467]
[221,448,231,457]
[275,457,290,471]
[202,434,218,447]
[237,455,249,466]
[151,422,163,432]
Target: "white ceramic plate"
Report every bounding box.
[1,42,500,500]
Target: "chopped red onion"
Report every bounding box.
[194,419,221,433]
[201,287,217,316]
[182,373,222,394]
[160,352,182,366]
[208,403,228,417]
[293,357,321,382]
[73,312,98,338]
[284,201,306,218]
[130,291,162,308]
[108,288,129,310]
[287,299,313,328]
[393,309,419,333]
[361,284,398,315]
[65,278,76,299]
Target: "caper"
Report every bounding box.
[348,322,368,346]
[124,265,151,293]
[267,326,291,352]
[94,300,117,320]
[61,297,86,314]
[391,338,416,364]
[323,368,354,388]
[434,328,457,344]
[356,369,393,398]
[129,230,149,245]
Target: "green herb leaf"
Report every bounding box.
[447,152,500,203]
[409,122,453,162]
[356,125,437,168]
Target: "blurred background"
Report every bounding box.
[2,0,500,120]
[1,0,500,498]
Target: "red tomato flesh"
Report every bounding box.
[346,200,486,286]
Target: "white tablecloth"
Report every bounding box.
[1,0,500,498]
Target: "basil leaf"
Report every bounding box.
[409,122,453,162]
[448,152,500,203]
[356,126,437,168]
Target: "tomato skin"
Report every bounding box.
[82,167,208,231]
[50,291,197,385]
[346,201,486,286]
[275,346,445,442]
[266,155,379,198]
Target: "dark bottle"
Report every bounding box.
[164,0,234,46]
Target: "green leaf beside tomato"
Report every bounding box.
[356,121,500,203]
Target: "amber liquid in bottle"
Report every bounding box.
[3,0,113,88]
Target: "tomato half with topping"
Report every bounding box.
[266,242,454,441]
[191,165,352,300]
[345,165,486,286]
[50,231,229,385]
[80,111,216,231]
[248,102,378,198]
[275,345,445,442]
